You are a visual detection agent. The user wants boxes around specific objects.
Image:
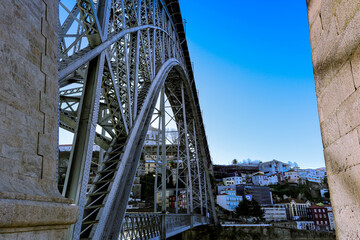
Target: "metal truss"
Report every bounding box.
[58,0,217,239]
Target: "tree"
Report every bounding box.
[249,199,264,222]
[232,159,238,165]
[234,198,264,222]
[323,176,328,185]
[324,191,330,198]
[235,198,251,218]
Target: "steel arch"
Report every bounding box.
[58,0,217,239]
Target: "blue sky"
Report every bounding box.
[179,1,325,168]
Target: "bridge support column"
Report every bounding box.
[0,0,78,238]
[161,214,166,240]
[307,0,360,238]
[160,87,167,240]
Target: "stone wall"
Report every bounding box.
[179,226,335,240]
[307,0,360,239]
[0,0,78,238]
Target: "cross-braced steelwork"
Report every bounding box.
[58,0,217,239]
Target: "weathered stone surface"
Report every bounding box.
[350,44,360,89]
[0,198,78,227]
[307,0,322,26]
[182,225,335,240]
[311,17,339,74]
[320,111,340,148]
[336,88,360,136]
[324,129,360,176]
[308,0,360,238]
[335,8,360,66]
[317,61,355,122]
[319,0,338,31]
[335,0,360,34]
[327,164,360,239]
[0,0,77,237]
[309,14,323,51]
[0,228,67,240]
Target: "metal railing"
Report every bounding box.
[119,213,208,240]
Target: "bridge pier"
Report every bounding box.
[0,0,78,238]
[307,0,360,239]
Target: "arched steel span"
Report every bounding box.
[58,0,217,239]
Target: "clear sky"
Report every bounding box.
[179,0,325,168]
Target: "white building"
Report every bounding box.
[223,175,244,185]
[251,172,269,186]
[266,173,279,185]
[220,188,236,195]
[284,170,299,183]
[325,206,335,231]
[217,185,236,194]
[259,160,291,174]
[223,179,235,186]
[274,200,311,220]
[217,194,243,211]
[262,207,287,222]
[307,175,321,183]
[296,221,316,230]
[144,126,159,145]
[297,168,325,183]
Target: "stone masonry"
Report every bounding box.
[0,0,78,238]
[307,0,360,239]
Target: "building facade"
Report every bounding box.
[236,184,273,205]
[223,175,244,185]
[266,174,279,185]
[262,207,287,222]
[220,188,236,195]
[325,206,335,231]
[217,185,236,194]
[259,160,291,174]
[309,205,330,231]
[251,172,269,186]
[216,194,243,211]
[274,200,311,220]
[284,170,299,184]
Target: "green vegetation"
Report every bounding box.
[234,198,264,222]
[270,182,312,200]
[140,173,155,204]
[140,171,180,204]
[270,181,329,203]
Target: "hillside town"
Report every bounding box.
[58,130,335,234]
[214,159,334,232]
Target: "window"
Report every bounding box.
[324,214,326,218]
[315,214,318,218]
[320,221,323,224]
[317,221,319,224]
[323,209,325,213]
[325,221,327,224]
[314,209,317,213]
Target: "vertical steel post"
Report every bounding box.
[161,87,167,213]
[204,173,209,220]
[154,107,162,212]
[62,1,111,239]
[175,123,180,214]
[160,87,167,239]
[181,83,193,214]
[193,121,203,215]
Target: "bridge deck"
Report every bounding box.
[120,213,209,239]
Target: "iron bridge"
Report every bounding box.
[58,0,217,239]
